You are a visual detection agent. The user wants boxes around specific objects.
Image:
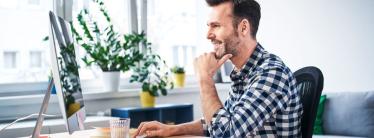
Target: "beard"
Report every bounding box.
[213,33,240,59]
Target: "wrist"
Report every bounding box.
[171,124,184,136]
[199,77,214,85]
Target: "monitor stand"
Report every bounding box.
[31,78,54,138]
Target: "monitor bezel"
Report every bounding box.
[48,11,86,134]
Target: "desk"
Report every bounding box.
[48,129,206,138]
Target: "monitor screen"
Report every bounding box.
[220,61,233,82]
[48,11,86,134]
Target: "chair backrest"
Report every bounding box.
[294,66,324,138]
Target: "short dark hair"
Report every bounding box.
[206,0,261,38]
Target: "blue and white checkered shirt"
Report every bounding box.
[201,43,303,137]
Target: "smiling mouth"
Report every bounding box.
[211,40,222,45]
[212,40,222,49]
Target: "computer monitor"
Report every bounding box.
[220,61,233,83]
[48,11,86,134]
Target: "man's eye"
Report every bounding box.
[212,24,219,28]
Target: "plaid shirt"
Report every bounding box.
[201,44,303,137]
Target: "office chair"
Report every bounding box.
[294,66,324,138]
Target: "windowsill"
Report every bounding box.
[0,83,231,106]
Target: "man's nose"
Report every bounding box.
[206,31,215,40]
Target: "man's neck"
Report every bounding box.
[230,39,257,70]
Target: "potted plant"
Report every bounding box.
[71,0,145,92]
[171,66,185,88]
[130,48,174,107]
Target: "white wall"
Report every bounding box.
[257,0,374,92]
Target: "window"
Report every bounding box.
[0,0,209,95]
[28,0,40,5]
[30,51,42,68]
[0,1,17,9]
[3,51,17,69]
[146,0,209,75]
[72,0,132,81]
[0,0,52,85]
[0,0,211,123]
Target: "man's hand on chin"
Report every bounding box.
[193,52,232,122]
[193,52,232,82]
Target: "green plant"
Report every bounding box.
[71,0,145,72]
[130,48,174,97]
[171,66,185,74]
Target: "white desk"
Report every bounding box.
[48,129,207,138]
[0,116,114,138]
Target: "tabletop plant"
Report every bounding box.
[171,65,185,88]
[171,66,185,74]
[129,47,174,97]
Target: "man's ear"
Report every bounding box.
[238,19,250,37]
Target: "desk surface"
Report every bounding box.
[48,129,206,138]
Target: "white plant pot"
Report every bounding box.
[102,71,120,92]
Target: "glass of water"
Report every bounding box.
[110,118,131,138]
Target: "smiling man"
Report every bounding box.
[134,0,303,137]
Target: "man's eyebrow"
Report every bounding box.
[207,21,220,26]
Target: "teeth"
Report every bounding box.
[212,42,220,45]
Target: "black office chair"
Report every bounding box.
[294,66,324,138]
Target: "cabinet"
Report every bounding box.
[111,103,193,128]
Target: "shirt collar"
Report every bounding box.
[230,43,264,81]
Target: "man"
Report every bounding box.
[133,0,302,137]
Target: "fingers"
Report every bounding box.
[134,121,161,137]
[146,129,163,137]
[216,54,232,68]
[194,52,232,79]
[207,52,232,73]
[133,122,146,138]
[138,122,152,137]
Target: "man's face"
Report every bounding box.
[206,2,240,59]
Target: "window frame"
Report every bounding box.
[2,51,18,69]
[0,0,137,96]
[29,51,43,68]
[0,0,203,97]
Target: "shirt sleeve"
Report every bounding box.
[208,67,291,137]
[200,118,210,137]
